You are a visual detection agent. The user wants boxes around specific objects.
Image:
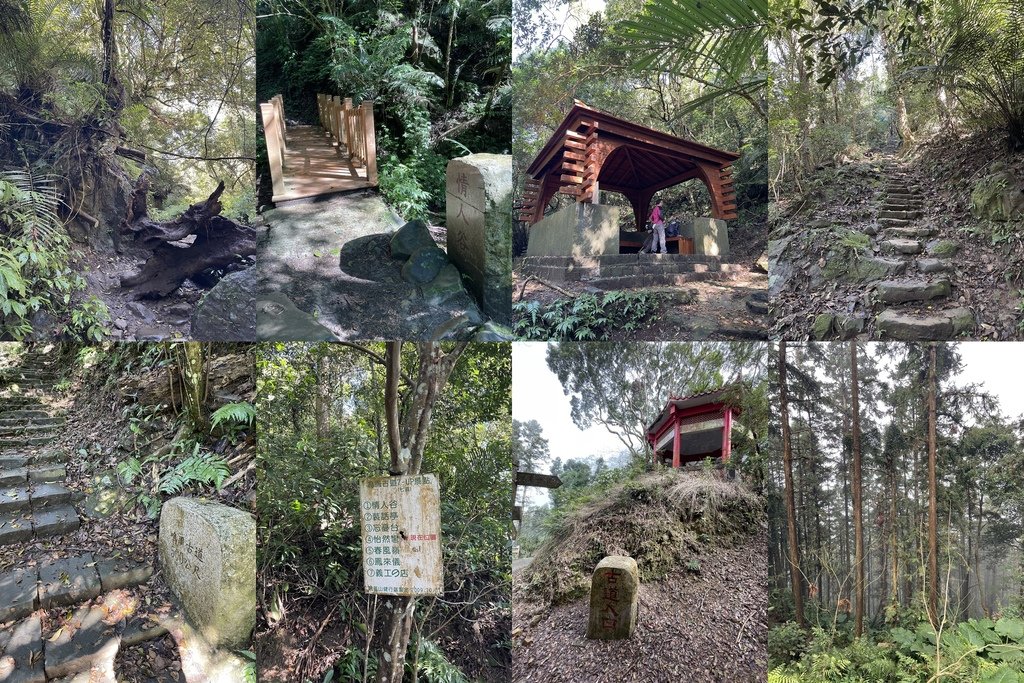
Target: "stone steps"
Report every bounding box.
[0,452,63,470]
[0,464,65,486]
[873,278,952,304]
[0,554,157,682]
[0,416,63,428]
[885,227,938,240]
[881,238,923,255]
[519,254,745,284]
[878,209,922,220]
[0,423,58,437]
[0,482,73,514]
[0,434,53,448]
[876,307,975,340]
[0,503,80,544]
[582,271,738,290]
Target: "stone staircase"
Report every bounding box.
[0,355,163,683]
[864,170,974,339]
[520,254,748,290]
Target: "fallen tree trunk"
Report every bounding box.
[120,178,256,298]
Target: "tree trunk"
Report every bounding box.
[779,342,804,626]
[375,342,468,683]
[178,343,208,432]
[850,342,865,637]
[315,355,330,443]
[927,343,939,626]
[119,180,257,298]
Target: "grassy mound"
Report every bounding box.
[520,470,764,606]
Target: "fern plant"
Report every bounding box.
[211,401,256,429]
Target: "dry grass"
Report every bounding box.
[518,469,764,607]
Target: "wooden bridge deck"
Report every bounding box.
[271,125,372,203]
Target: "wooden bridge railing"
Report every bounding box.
[260,94,288,200]
[316,93,378,186]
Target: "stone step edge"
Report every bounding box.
[0,553,154,625]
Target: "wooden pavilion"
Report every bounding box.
[645,387,741,468]
[519,102,741,231]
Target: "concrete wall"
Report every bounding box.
[526,202,620,257]
[693,218,729,257]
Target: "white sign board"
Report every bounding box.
[359,473,443,596]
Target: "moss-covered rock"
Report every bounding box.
[813,313,834,340]
[971,165,1024,221]
[928,240,959,258]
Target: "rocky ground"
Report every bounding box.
[257,192,505,341]
[771,131,1024,340]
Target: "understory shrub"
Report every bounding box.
[513,291,662,340]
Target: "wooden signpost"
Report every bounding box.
[359,474,443,596]
[512,469,562,524]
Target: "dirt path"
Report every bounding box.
[512,534,767,682]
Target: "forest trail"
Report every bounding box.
[258,193,486,341]
[771,140,1024,340]
[861,156,974,340]
[0,355,176,682]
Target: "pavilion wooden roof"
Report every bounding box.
[520,102,741,224]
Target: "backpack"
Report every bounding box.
[665,220,680,237]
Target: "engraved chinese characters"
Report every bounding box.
[359,474,443,596]
[157,497,256,648]
[586,556,639,640]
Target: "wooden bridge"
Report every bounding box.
[260,94,378,203]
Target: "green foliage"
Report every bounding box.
[117,439,230,518]
[0,170,107,340]
[622,0,769,115]
[408,640,469,683]
[769,621,808,667]
[211,401,256,429]
[512,291,662,340]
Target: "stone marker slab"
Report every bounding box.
[693,218,730,257]
[0,567,38,623]
[38,553,101,608]
[0,615,45,683]
[159,497,256,648]
[0,511,34,545]
[445,154,512,324]
[31,504,80,538]
[586,556,639,641]
[43,605,120,680]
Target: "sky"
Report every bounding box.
[511,342,625,475]
[954,342,1024,419]
[513,0,608,61]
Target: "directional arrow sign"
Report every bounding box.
[515,471,562,489]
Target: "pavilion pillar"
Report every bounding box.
[672,416,681,469]
[721,408,732,464]
[636,189,655,231]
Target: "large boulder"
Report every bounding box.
[421,264,467,304]
[401,245,450,284]
[159,498,256,648]
[190,268,256,341]
[389,219,437,259]
[256,292,337,341]
[971,164,1024,221]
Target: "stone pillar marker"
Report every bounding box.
[586,555,639,640]
[158,497,256,648]
[445,154,512,325]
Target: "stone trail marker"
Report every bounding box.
[159,497,256,648]
[360,473,443,596]
[445,154,513,325]
[586,555,639,640]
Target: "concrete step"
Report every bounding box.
[876,307,975,340]
[0,423,58,437]
[580,271,740,290]
[879,217,915,228]
[0,434,53,447]
[0,416,62,428]
[0,410,49,420]
[0,552,153,625]
[0,613,43,682]
[874,278,952,304]
[886,193,920,201]
[0,464,66,485]
[885,227,938,239]
[880,238,922,255]
[0,482,73,514]
[879,210,922,220]
[0,503,79,546]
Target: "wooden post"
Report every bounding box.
[362,100,378,185]
[343,98,354,157]
[260,102,286,201]
[722,408,732,464]
[317,94,324,129]
[274,95,286,151]
[671,414,681,469]
[332,96,342,142]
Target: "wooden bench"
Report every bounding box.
[619,233,694,255]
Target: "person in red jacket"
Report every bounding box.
[649,200,666,254]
